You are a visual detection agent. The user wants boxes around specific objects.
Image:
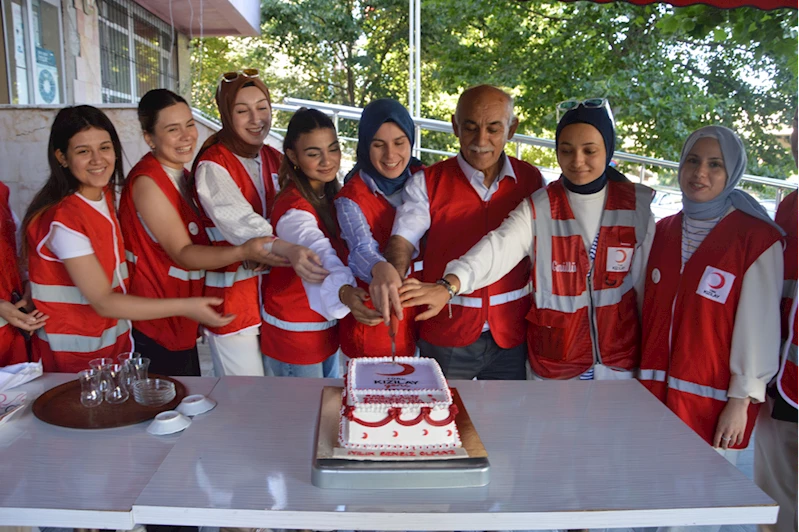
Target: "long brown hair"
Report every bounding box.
[22,105,124,255]
[276,108,341,236]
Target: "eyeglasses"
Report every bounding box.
[217,68,260,89]
[556,97,615,127]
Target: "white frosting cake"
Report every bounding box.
[338,357,462,450]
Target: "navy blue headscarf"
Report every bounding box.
[347,99,420,196]
[555,104,620,194]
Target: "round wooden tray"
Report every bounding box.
[32,374,186,429]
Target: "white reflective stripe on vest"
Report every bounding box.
[537,273,635,314]
[205,265,258,288]
[35,319,131,353]
[260,308,337,332]
[125,251,138,264]
[600,209,637,230]
[205,227,226,243]
[451,282,533,309]
[450,294,482,308]
[168,266,205,282]
[638,368,667,382]
[31,282,89,305]
[489,280,533,305]
[668,375,727,402]
[783,279,797,300]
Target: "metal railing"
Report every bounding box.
[195,97,799,204]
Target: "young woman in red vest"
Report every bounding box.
[0,181,47,366]
[754,111,797,532]
[334,99,425,367]
[22,105,231,373]
[262,108,358,378]
[119,89,283,376]
[408,101,655,381]
[639,125,784,466]
[193,70,326,377]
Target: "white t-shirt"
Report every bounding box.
[47,194,110,260]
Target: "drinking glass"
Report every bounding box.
[104,363,129,404]
[88,357,114,393]
[78,369,103,408]
[128,357,150,384]
[118,351,141,389]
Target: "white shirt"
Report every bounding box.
[445,184,656,315]
[47,194,111,260]
[275,209,355,321]
[392,153,518,253]
[195,153,275,246]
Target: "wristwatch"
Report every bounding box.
[436,278,457,300]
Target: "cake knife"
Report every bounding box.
[389,313,399,361]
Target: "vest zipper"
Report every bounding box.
[586,264,602,365]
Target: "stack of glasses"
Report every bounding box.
[132,379,176,407]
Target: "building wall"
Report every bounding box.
[0,105,280,219]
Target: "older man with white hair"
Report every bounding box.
[370,84,544,379]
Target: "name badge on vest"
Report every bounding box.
[696,266,736,304]
[606,247,633,273]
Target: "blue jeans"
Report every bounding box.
[263,351,339,378]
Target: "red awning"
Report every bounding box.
[576,0,796,9]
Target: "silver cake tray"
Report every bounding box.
[311,386,490,489]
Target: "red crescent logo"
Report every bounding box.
[615,249,628,264]
[447,429,453,436]
[377,363,416,377]
[362,432,368,439]
[392,431,398,437]
[422,429,428,436]
[708,272,725,290]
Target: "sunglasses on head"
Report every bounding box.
[217,68,260,88]
[557,97,615,127]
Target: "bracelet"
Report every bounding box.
[436,278,457,299]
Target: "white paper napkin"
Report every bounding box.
[0,362,43,392]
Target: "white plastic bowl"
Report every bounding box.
[146,410,191,435]
[176,394,216,417]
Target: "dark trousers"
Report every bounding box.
[132,329,201,377]
[418,330,527,380]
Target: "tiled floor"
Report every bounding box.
[196,340,758,532]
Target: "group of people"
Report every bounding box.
[0,69,795,532]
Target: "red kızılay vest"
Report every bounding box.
[28,190,132,372]
[119,153,209,351]
[335,169,425,358]
[193,143,281,335]
[639,209,782,448]
[527,179,653,379]
[260,184,346,364]
[0,182,28,366]
[422,156,543,348]
[775,190,797,409]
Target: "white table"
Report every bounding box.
[132,377,777,530]
[0,374,219,529]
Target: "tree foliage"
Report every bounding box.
[190,0,798,178]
